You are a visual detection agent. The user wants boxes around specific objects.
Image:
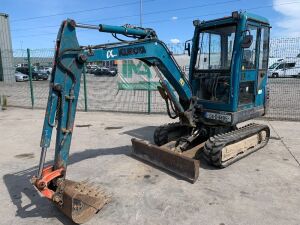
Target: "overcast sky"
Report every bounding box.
[1,0,300,49]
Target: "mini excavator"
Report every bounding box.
[32,11,271,223]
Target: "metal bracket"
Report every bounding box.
[32,165,65,199]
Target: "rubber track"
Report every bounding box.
[203,123,270,168]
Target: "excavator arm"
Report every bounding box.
[32,19,194,223]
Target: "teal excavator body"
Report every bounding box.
[32,12,271,224]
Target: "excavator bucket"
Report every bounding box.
[55,179,110,224]
[131,139,200,183]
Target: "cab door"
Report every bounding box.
[239,24,259,110]
[256,25,270,106]
[239,23,270,109]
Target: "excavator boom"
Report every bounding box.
[32,19,196,223]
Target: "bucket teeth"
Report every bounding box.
[77,182,107,197]
[55,179,110,224]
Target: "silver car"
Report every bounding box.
[15,72,29,82]
[38,66,52,75]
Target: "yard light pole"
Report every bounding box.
[139,0,150,113]
[140,0,143,27]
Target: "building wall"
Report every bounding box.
[0,13,14,82]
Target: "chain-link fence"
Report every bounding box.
[266,37,300,120]
[0,39,300,121]
[0,49,32,107]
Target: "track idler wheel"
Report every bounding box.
[154,122,190,146]
[55,179,110,224]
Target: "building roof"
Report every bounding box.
[0,13,9,18]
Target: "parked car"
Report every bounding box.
[110,67,118,74]
[86,65,99,74]
[15,72,29,82]
[94,67,117,76]
[16,63,28,68]
[268,59,300,78]
[38,66,52,75]
[15,67,49,80]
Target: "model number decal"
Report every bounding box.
[205,112,231,123]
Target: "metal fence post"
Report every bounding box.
[83,64,88,112]
[147,73,151,114]
[27,48,34,108]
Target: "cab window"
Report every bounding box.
[269,63,279,69]
[239,81,254,105]
[242,25,258,70]
[286,63,296,68]
[259,27,270,70]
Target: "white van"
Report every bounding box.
[268,58,300,78]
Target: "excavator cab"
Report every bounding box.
[188,12,270,126]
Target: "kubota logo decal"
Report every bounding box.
[119,46,146,56]
[106,50,117,59]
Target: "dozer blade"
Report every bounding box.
[131,138,199,183]
[55,179,110,224]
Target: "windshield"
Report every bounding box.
[193,24,236,104]
[196,24,236,70]
[269,63,279,69]
[277,63,284,69]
